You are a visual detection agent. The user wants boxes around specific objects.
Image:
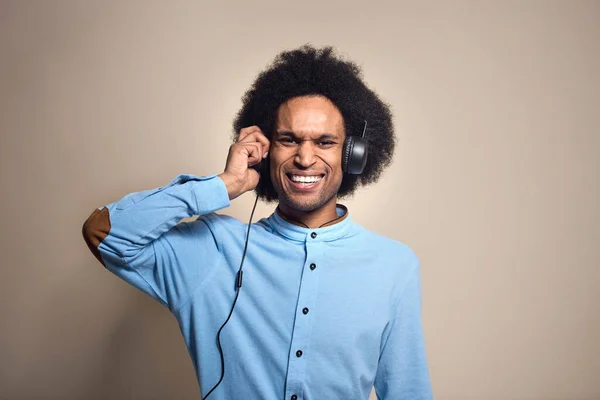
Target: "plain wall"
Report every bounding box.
[1,1,599,399]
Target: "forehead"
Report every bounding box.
[276,96,345,137]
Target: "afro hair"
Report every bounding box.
[233,45,395,201]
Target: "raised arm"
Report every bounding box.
[81,126,270,309]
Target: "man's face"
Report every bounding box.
[269,95,345,212]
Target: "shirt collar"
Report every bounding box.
[267,204,352,242]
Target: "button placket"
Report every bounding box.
[284,239,322,400]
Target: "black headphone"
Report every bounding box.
[342,120,369,174]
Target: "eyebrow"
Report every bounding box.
[276,130,340,141]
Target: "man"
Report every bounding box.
[82,45,432,400]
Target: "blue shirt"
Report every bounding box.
[95,174,432,400]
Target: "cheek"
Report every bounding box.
[268,154,286,185]
[325,151,344,175]
[270,150,294,171]
[269,159,278,184]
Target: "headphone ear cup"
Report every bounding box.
[343,136,355,173]
[343,136,368,174]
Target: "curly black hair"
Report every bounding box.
[233,45,395,201]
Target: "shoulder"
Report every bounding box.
[354,224,419,266]
[350,223,420,288]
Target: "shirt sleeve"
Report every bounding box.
[373,264,433,400]
[82,174,231,310]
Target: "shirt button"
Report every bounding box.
[311,232,317,239]
[291,395,298,400]
[309,263,316,270]
[302,307,309,314]
[296,350,303,357]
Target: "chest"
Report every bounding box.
[229,237,395,354]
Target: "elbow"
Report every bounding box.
[82,207,111,266]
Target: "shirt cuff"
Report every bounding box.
[188,174,231,215]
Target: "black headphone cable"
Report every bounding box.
[202,194,260,400]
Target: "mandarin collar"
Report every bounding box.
[267,204,353,242]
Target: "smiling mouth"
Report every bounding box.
[286,173,325,190]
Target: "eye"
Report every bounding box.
[318,140,335,147]
[279,137,297,146]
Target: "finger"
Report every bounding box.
[237,126,262,143]
[247,143,264,166]
[228,140,261,165]
[255,131,270,154]
[243,167,260,193]
[238,142,263,166]
[238,127,266,143]
[239,130,270,155]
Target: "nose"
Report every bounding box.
[294,141,317,168]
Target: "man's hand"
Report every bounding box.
[218,126,270,200]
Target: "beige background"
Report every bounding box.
[1,1,599,399]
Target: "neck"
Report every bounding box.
[277,197,340,229]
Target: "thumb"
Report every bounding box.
[246,167,260,191]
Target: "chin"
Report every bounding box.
[278,190,336,213]
[284,199,323,212]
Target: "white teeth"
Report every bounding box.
[290,175,322,183]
